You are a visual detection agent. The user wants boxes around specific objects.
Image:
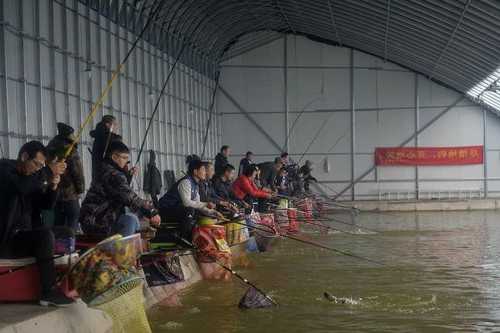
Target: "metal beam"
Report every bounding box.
[333,95,465,201]
[350,48,355,201]
[428,0,471,80]
[383,0,391,62]
[283,34,289,152]
[483,107,488,198]
[219,85,283,153]
[414,73,419,199]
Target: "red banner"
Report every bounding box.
[375,146,484,166]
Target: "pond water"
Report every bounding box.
[148,211,500,332]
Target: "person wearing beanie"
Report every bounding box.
[47,122,85,233]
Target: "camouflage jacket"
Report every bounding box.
[79,160,147,235]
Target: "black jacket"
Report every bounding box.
[47,135,85,201]
[238,158,251,176]
[89,121,122,181]
[214,153,228,176]
[258,162,278,191]
[143,151,162,196]
[0,160,58,248]
[199,180,222,204]
[79,160,148,235]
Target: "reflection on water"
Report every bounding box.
[148,211,500,332]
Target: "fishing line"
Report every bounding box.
[174,234,277,306]
[64,0,165,158]
[134,0,225,166]
[200,70,221,159]
[229,219,385,266]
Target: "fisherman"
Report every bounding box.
[213,164,251,210]
[232,164,274,210]
[47,123,85,234]
[280,152,290,166]
[238,151,253,176]
[158,159,222,241]
[143,150,162,208]
[89,115,122,181]
[258,158,283,192]
[275,167,289,196]
[214,145,230,176]
[0,141,73,306]
[79,141,160,237]
[299,160,318,192]
[199,161,236,213]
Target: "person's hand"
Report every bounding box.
[50,174,61,190]
[129,166,139,176]
[242,202,251,209]
[149,214,161,227]
[220,201,230,208]
[207,202,216,209]
[48,158,67,176]
[215,211,225,221]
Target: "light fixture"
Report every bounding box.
[84,65,92,80]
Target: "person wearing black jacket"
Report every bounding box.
[258,158,283,191]
[143,150,162,207]
[89,115,121,181]
[299,160,318,192]
[214,164,250,209]
[238,151,253,176]
[0,141,73,306]
[47,123,85,233]
[214,145,230,176]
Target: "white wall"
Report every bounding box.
[219,34,497,200]
[0,0,220,191]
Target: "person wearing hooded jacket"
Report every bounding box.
[47,123,85,233]
[143,150,162,208]
[89,115,122,181]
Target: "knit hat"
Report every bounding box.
[57,122,75,139]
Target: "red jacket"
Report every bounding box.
[232,175,270,200]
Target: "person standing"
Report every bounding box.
[238,151,253,176]
[143,150,162,207]
[47,123,85,233]
[214,145,231,176]
[89,115,121,181]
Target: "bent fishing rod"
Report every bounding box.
[174,234,277,306]
[227,219,385,266]
[63,0,166,158]
[134,0,230,166]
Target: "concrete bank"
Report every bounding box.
[0,253,203,333]
[344,199,500,212]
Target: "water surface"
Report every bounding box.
[148,211,500,332]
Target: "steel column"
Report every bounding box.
[483,107,488,198]
[350,48,355,201]
[283,34,289,153]
[414,74,419,199]
[0,0,9,157]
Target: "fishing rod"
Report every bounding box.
[174,234,277,306]
[135,0,229,165]
[63,0,166,158]
[296,112,336,165]
[228,219,385,266]
[200,70,221,159]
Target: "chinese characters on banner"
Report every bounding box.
[375,146,484,166]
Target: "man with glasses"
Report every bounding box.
[0,140,73,306]
[80,141,160,237]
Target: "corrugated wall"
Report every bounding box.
[0,0,221,193]
[219,34,498,200]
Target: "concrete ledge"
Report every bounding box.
[0,300,113,333]
[347,199,500,212]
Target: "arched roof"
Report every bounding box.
[84,0,500,112]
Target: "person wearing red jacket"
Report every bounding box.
[232,165,274,211]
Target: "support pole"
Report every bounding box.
[483,107,488,198]
[414,74,420,200]
[350,49,355,201]
[284,34,289,153]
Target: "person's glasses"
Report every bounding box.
[116,154,129,161]
[30,159,45,170]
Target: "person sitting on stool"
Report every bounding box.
[0,141,73,306]
[79,141,160,237]
[158,159,222,242]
